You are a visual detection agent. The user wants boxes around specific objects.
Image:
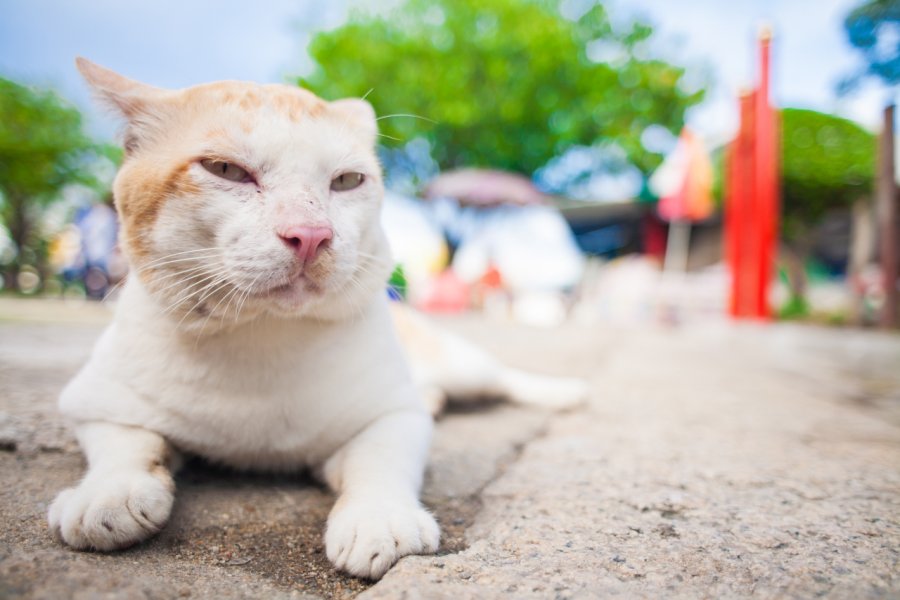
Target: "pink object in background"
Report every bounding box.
[650,127,714,274]
[418,270,470,313]
[655,128,714,223]
[424,168,549,207]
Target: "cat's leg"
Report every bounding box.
[493,365,590,409]
[419,383,447,417]
[48,421,177,551]
[422,328,589,410]
[395,304,588,411]
[321,410,439,579]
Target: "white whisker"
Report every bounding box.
[375,113,437,124]
[151,265,231,296]
[234,273,262,323]
[356,251,395,267]
[168,274,232,324]
[195,281,244,343]
[157,266,231,309]
[139,247,223,270]
[102,275,129,302]
[172,279,231,332]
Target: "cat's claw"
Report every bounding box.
[325,498,440,579]
[48,469,174,551]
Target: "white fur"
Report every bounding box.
[52,277,435,578]
[51,60,437,580]
[52,61,587,580]
[48,422,175,551]
[392,305,589,415]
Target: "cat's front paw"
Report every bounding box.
[325,496,440,579]
[48,468,174,551]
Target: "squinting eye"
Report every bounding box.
[331,172,365,192]
[200,159,251,183]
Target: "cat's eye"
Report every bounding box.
[331,172,365,192]
[200,159,251,183]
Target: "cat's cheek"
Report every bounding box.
[327,208,371,254]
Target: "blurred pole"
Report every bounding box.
[849,196,875,325]
[727,27,778,320]
[663,220,691,273]
[878,105,897,328]
[727,91,756,317]
[753,26,778,319]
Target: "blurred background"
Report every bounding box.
[0,0,897,329]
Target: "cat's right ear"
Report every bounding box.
[75,57,170,152]
[330,98,378,141]
[75,57,169,118]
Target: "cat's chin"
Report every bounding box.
[261,276,325,313]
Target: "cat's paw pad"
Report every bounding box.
[48,469,174,551]
[325,497,440,580]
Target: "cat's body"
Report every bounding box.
[61,279,418,471]
[48,59,585,580]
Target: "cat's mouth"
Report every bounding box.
[256,273,324,304]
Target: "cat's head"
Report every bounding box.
[77,58,392,329]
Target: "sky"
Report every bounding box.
[0,0,894,148]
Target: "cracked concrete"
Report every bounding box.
[1,299,899,598]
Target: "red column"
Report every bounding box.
[726,30,779,320]
[754,30,779,319]
[727,92,755,317]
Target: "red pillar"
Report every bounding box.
[728,92,755,317]
[754,29,779,318]
[726,29,780,320]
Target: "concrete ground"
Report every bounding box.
[0,298,898,599]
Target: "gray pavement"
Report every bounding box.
[1,298,898,599]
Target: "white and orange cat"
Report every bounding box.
[48,58,586,580]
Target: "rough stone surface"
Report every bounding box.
[366,323,900,599]
[1,299,898,599]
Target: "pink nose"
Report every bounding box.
[278,225,333,264]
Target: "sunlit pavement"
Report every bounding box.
[1,298,898,599]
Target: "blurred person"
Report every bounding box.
[74,197,119,299]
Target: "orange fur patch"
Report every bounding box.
[182,82,325,123]
[263,84,326,122]
[237,90,263,111]
[115,158,200,262]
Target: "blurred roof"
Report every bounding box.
[423,169,549,207]
[553,198,647,228]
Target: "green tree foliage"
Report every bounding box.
[780,108,875,241]
[840,0,900,92]
[0,78,112,290]
[778,108,875,311]
[300,0,704,176]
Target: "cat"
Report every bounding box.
[48,58,586,580]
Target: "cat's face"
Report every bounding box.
[78,59,391,329]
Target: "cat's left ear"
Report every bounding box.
[330,98,377,140]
